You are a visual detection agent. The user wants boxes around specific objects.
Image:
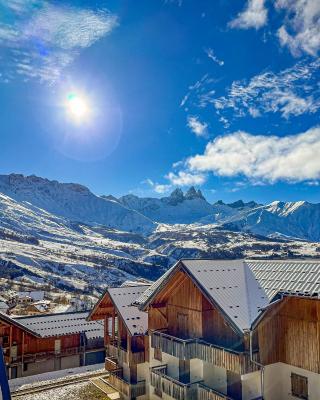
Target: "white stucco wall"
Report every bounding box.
[242,362,320,400]
[61,355,80,370]
[202,362,227,394]
[190,358,203,383]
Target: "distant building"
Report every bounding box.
[16,290,45,303]
[0,311,105,379]
[0,301,8,314]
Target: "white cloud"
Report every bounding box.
[166,171,206,186]
[229,0,268,30]
[154,184,172,194]
[187,116,208,137]
[0,1,118,83]
[276,0,320,56]
[183,59,320,124]
[205,48,224,66]
[143,178,172,194]
[187,127,320,183]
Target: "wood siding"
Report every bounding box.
[149,270,243,349]
[257,297,320,373]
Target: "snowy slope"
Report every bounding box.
[0,173,320,298]
[0,174,155,235]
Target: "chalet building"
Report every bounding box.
[132,259,320,400]
[88,285,150,400]
[0,311,105,379]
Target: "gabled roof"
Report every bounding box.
[88,285,150,336]
[0,311,104,339]
[139,259,268,334]
[137,258,320,334]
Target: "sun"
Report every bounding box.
[65,92,91,122]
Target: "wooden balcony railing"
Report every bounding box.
[197,383,234,400]
[106,343,145,365]
[107,369,146,399]
[151,331,259,374]
[105,356,118,372]
[150,365,200,400]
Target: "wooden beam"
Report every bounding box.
[22,331,25,376]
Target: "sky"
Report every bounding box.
[0,0,320,204]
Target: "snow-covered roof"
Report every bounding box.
[11,311,103,339]
[0,301,8,310]
[108,286,149,336]
[137,258,320,334]
[17,291,45,301]
[88,285,150,336]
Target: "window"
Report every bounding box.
[23,363,28,372]
[291,373,308,399]
[2,336,9,346]
[154,347,162,361]
[154,387,162,398]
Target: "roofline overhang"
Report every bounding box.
[251,292,320,330]
[0,312,40,338]
[138,260,182,312]
[139,259,245,337]
[87,287,109,322]
[88,286,149,337]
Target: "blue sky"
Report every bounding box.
[0,0,319,203]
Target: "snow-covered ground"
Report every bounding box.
[10,363,104,393]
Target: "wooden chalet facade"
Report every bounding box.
[134,259,320,400]
[88,285,150,400]
[0,311,105,379]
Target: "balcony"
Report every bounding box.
[107,341,145,365]
[151,331,259,374]
[5,347,82,364]
[105,356,118,372]
[198,383,234,400]
[107,368,146,399]
[150,365,200,400]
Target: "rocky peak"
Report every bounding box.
[185,186,205,201]
[167,188,184,205]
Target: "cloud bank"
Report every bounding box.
[187,127,320,183]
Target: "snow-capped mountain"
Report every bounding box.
[118,187,237,224]
[0,173,320,297]
[0,174,155,235]
[223,200,320,242]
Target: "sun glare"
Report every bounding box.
[65,93,90,122]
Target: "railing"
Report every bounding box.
[5,347,81,364]
[105,356,118,371]
[151,331,259,374]
[107,369,146,399]
[151,365,200,400]
[106,343,145,365]
[197,383,234,400]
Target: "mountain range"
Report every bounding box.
[0,173,319,296]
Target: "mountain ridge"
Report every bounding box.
[0,173,319,296]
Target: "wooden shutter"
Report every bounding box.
[291,373,308,400]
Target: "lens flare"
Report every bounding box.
[65,92,90,122]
